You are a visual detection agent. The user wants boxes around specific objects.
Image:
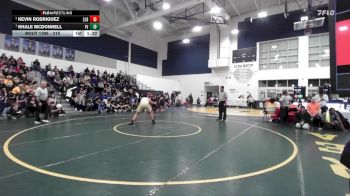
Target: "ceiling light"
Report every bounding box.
[153,21,163,30]
[192,26,202,32]
[301,16,309,21]
[271,45,277,49]
[309,84,313,87]
[183,38,190,44]
[210,6,221,14]
[162,2,170,10]
[339,26,348,32]
[104,0,112,2]
[258,11,267,18]
[231,29,239,35]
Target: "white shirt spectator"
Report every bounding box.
[47,70,55,78]
[314,93,329,107]
[35,87,48,101]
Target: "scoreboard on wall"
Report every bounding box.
[12,10,100,37]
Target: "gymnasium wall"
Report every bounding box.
[135,75,180,92]
[0,33,162,78]
[131,43,158,69]
[162,34,211,76]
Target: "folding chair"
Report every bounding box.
[287,105,298,123]
[263,107,278,122]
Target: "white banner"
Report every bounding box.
[229,62,258,83]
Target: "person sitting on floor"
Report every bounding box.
[7,103,23,120]
[50,104,65,117]
[106,99,113,113]
[97,99,106,114]
[295,106,312,130]
[322,108,347,131]
[307,98,322,129]
[25,96,37,118]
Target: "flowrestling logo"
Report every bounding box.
[317,10,335,16]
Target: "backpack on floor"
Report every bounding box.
[336,111,350,130]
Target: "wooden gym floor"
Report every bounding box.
[0,108,349,196]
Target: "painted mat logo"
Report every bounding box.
[317,10,335,16]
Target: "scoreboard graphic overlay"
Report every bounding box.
[330,0,350,95]
[12,10,100,37]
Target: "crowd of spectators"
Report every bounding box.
[0,53,64,121]
[40,60,176,114]
[1,53,178,122]
[263,89,350,131]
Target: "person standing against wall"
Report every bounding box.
[188,93,193,107]
[217,86,227,122]
[247,93,254,110]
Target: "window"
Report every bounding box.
[277,80,287,87]
[258,79,298,100]
[320,79,330,86]
[308,79,320,87]
[267,80,277,87]
[308,33,329,67]
[259,37,299,70]
[288,80,298,87]
[307,78,330,97]
[259,80,267,87]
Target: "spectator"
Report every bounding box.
[197,97,201,107]
[247,94,254,110]
[11,83,22,95]
[307,98,322,129]
[4,75,14,90]
[264,98,279,122]
[47,69,56,81]
[45,63,51,72]
[7,103,23,120]
[50,104,65,117]
[34,81,50,124]
[314,90,329,113]
[25,96,37,118]
[188,93,193,107]
[0,87,6,114]
[322,108,347,131]
[279,90,293,123]
[97,99,106,114]
[32,59,40,71]
[76,92,86,112]
[295,106,311,130]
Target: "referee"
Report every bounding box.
[35,81,50,124]
[217,86,227,122]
